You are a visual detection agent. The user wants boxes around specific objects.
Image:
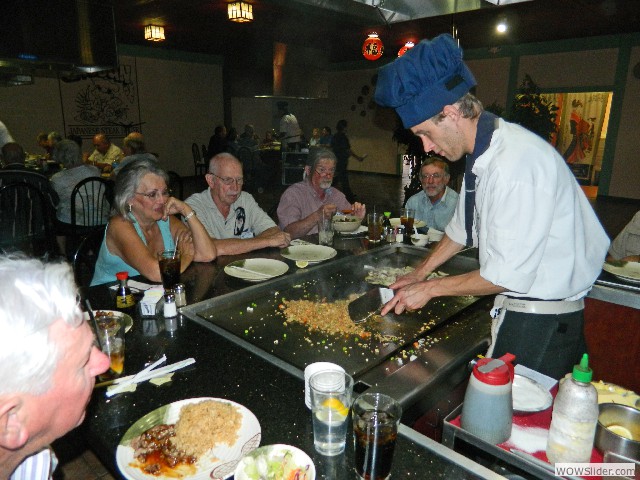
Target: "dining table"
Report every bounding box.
[80,234,509,480]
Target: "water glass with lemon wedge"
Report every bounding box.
[309,370,354,456]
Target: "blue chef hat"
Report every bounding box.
[374,34,477,129]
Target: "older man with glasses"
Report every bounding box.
[405,157,459,232]
[186,152,290,255]
[277,148,366,239]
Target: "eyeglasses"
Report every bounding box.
[210,173,244,186]
[420,173,444,180]
[315,167,336,176]
[135,189,171,200]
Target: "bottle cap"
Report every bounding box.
[116,271,129,281]
[571,353,593,383]
[473,356,513,385]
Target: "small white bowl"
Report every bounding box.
[410,234,429,247]
[234,444,316,480]
[332,215,362,233]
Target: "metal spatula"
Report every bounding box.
[348,287,394,324]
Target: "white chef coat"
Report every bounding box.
[445,118,610,300]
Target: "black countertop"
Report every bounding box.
[81,237,505,479]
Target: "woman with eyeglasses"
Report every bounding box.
[91,158,216,285]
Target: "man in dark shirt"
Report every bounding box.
[330,119,366,202]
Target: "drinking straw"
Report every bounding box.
[83,298,103,351]
[173,235,180,258]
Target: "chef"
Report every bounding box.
[376,34,610,379]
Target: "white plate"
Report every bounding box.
[512,375,553,413]
[339,225,368,236]
[280,245,337,263]
[234,444,315,480]
[603,261,640,284]
[84,310,133,333]
[116,397,262,480]
[224,259,289,282]
[388,217,426,229]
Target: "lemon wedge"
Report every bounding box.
[321,397,349,416]
[295,260,309,268]
[607,424,634,439]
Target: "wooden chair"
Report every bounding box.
[192,142,206,176]
[69,177,113,256]
[0,181,58,257]
[72,226,105,290]
[167,170,184,200]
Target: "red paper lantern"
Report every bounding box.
[362,33,384,61]
[397,41,415,57]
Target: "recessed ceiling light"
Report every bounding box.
[496,22,508,34]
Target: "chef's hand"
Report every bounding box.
[351,202,366,220]
[381,281,434,315]
[389,269,427,290]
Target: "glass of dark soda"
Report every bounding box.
[352,393,402,480]
[158,250,181,290]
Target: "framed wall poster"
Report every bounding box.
[59,60,141,145]
[541,92,612,184]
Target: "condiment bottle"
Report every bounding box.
[115,271,135,314]
[163,292,177,318]
[546,353,598,464]
[461,353,515,444]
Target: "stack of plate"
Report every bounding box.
[603,261,640,284]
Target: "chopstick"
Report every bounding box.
[227,265,273,278]
[102,358,196,397]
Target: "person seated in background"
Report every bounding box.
[0,255,110,480]
[49,139,102,255]
[185,153,290,255]
[47,131,63,153]
[112,132,157,178]
[86,133,124,173]
[207,125,228,159]
[260,130,279,148]
[1,142,28,170]
[226,127,239,156]
[91,158,216,285]
[318,126,332,146]
[238,124,260,150]
[308,127,321,147]
[277,148,366,239]
[607,210,640,263]
[36,131,52,158]
[405,157,459,232]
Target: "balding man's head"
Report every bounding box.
[93,134,111,155]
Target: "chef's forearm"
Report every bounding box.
[416,234,464,277]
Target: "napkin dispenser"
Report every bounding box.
[140,286,165,316]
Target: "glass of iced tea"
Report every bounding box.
[94,314,125,381]
[158,250,181,290]
[367,213,383,243]
[400,208,415,234]
[352,393,402,480]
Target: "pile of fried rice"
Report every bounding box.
[173,400,242,456]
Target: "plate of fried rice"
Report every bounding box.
[116,397,261,480]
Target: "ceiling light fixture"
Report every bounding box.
[496,21,508,33]
[144,25,165,41]
[228,2,253,23]
[362,33,383,61]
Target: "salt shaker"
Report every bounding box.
[173,283,187,307]
[163,292,177,318]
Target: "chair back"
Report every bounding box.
[72,226,105,290]
[0,181,58,256]
[167,170,184,200]
[70,177,113,232]
[192,142,206,176]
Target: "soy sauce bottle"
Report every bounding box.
[115,271,136,315]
